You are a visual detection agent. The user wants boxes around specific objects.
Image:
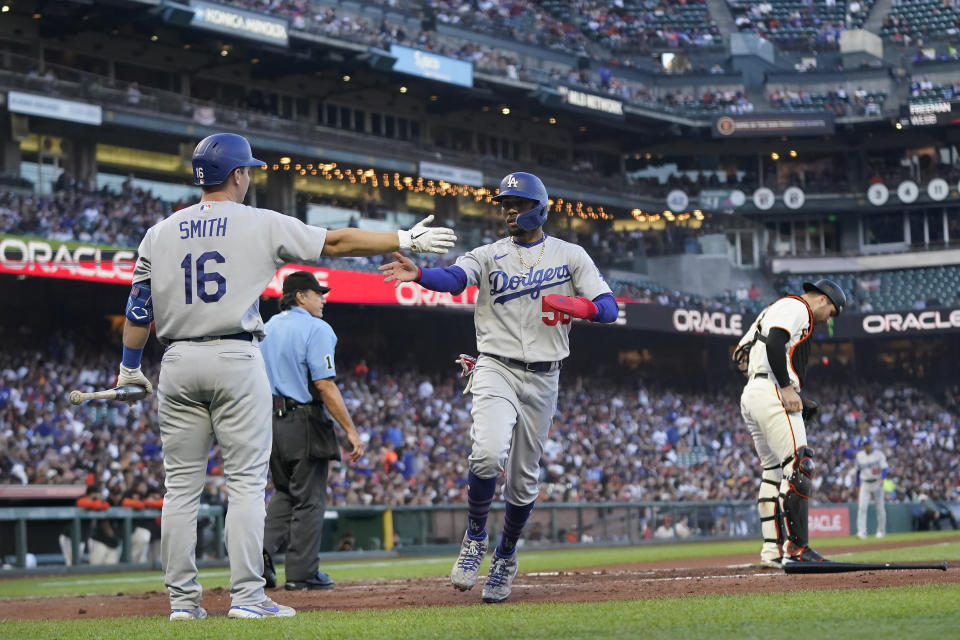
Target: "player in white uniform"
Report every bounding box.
[115,133,455,620]
[734,279,846,567]
[855,437,888,539]
[379,172,619,603]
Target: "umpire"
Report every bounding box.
[261,270,365,590]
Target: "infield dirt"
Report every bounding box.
[1,536,956,620]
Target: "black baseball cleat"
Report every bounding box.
[782,545,827,563]
[285,570,335,591]
[262,550,277,589]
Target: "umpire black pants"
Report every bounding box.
[263,406,330,583]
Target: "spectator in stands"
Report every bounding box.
[88,485,124,565]
[914,491,959,530]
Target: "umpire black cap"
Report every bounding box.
[282,270,330,296]
[802,278,846,316]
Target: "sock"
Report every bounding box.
[466,470,497,540]
[497,500,535,557]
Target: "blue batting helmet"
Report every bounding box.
[191,133,264,186]
[492,172,549,231]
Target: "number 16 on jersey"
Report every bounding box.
[181,251,227,303]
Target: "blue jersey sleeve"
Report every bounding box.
[306,321,337,381]
[592,292,618,323]
[416,265,469,294]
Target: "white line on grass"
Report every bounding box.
[36,558,453,588]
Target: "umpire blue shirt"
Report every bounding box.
[261,306,337,404]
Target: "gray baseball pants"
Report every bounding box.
[157,339,271,609]
[468,356,559,505]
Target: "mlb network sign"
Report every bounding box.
[390,45,473,88]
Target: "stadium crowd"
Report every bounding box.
[0,184,767,313]
[1,336,957,516]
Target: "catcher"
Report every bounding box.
[733,279,846,567]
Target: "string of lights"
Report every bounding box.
[261,163,613,221]
[631,208,705,224]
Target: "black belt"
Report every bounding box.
[272,395,317,418]
[753,372,769,379]
[170,331,253,344]
[481,353,561,373]
[862,478,879,483]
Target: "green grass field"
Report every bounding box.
[2,530,958,639]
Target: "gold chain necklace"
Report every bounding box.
[512,236,546,270]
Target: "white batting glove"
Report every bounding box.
[398,215,457,254]
[118,365,153,395]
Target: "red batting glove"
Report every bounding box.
[543,294,598,320]
[455,354,477,377]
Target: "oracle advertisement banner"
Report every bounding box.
[808,506,851,537]
[0,235,478,308]
[841,308,960,337]
[622,303,747,336]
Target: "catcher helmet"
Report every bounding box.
[802,278,847,316]
[191,133,264,186]
[492,172,549,231]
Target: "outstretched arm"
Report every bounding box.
[322,215,456,257]
[378,252,468,293]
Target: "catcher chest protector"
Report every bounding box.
[781,446,816,552]
[492,172,549,231]
[732,309,768,376]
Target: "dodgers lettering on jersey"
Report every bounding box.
[132,201,328,341]
[489,264,572,304]
[455,236,611,362]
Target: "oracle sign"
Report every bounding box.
[862,310,960,334]
[808,506,850,537]
[0,236,135,283]
[261,264,479,307]
[672,309,744,336]
[0,236,480,308]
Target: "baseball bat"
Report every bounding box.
[784,561,948,574]
[68,385,149,405]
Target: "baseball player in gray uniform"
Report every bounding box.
[734,279,846,567]
[855,437,888,539]
[116,133,455,620]
[379,172,619,603]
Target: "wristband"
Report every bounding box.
[122,345,144,369]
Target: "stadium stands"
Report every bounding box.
[909,78,960,102]
[729,0,875,50]
[539,0,722,53]
[881,0,960,43]
[1,337,957,511]
[777,266,960,312]
[768,86,887,115]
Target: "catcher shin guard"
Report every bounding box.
[781,447,815,553]
[758,464,784,563]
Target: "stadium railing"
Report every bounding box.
[0,505,224,570]
[4,500,944,571]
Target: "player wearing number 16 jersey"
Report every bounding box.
[379,171,618,603]
[115,133,456,621]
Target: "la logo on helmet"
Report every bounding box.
[505,174,519,188]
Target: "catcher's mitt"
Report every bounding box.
[801,398,819,422]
